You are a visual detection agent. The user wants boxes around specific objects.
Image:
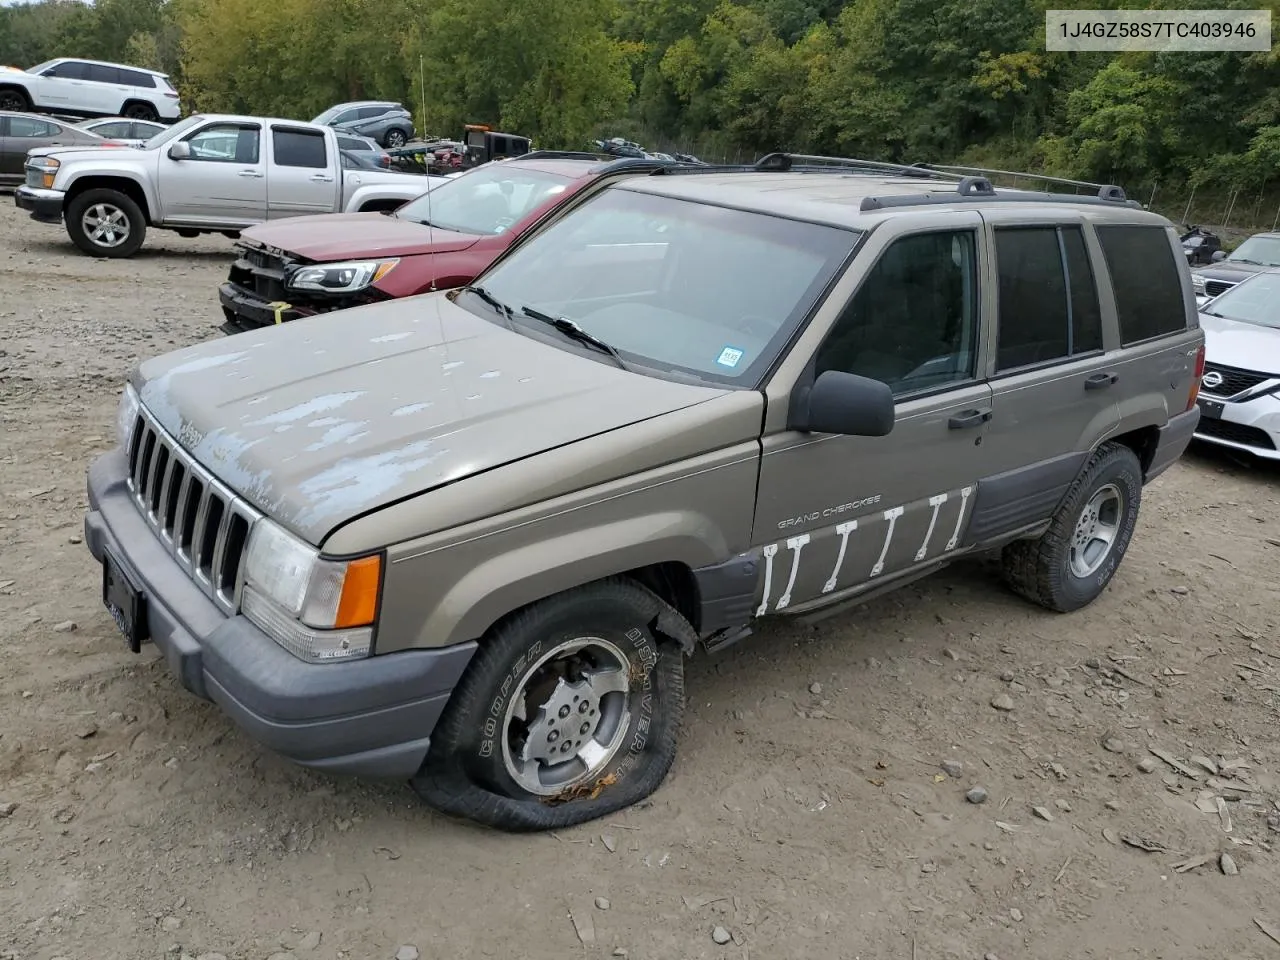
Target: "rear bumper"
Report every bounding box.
[83,449,476,778]
[1145,406,1200,481]
[15,185,65,223]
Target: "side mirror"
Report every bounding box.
[167,141,191,161]
[791,370,895,437]
[1211,250,1226,262]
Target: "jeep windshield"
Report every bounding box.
[460,186,860,386]
[393,165,573,236]
[1224,235,1280,267]
[1203,271,1280,329]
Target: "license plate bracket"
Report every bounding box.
[102,552,149,653]
[1198,398,1225,420]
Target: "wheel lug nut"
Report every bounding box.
[548,730,559,742]
[558,705,570,719]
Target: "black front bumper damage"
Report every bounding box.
[218,281,318,334]
[83,448,477,779]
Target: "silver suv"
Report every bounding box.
[82,154,1205,831]
[311,100,414,148]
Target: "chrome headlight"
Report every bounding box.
[116,383,140,450]
[285,259,399,294]
[241,520,382,663]
[1192,275,1206,291]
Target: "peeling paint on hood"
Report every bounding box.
[132,293,727,545]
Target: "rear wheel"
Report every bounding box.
[1000,442,1143,612]
[65,189,147,258]
[0,87,31,112]
[412,578,688,831]
[121,101,158,122]
[384,128,408,148]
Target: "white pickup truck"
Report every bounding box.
[14,113,435,258]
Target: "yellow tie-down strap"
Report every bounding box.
[266,301,292,325]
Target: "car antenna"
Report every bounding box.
[426,138,437,292]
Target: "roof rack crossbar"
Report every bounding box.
[755,152,958,180]
[512,150,607,162]
[915,162,1122,194]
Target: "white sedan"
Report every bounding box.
[1194,269,1280,460]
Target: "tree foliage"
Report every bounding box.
[2,0,1279,196]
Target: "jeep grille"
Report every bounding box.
[125,406,260,614]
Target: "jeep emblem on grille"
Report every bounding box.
[1201,371,1224,390]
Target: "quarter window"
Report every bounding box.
[9,117,57,138]
[816,230,980,396]
[994,225,1104,372]
[1095,224,1187,344]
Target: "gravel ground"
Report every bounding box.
[2,200,1280,960]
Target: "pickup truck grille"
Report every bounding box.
[1201,362,1273,400]
[125,405,260,614]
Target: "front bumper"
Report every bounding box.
[83,448,476,778]
[14,185,65,223]
[1193,391,1280,461]
[217,281,317,334]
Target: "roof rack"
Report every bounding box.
[511,150,610,162]
[647,150,1139,210]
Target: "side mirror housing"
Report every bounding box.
[1211,250,1226,262]
[790,370,895,436]
[167,141,191,161]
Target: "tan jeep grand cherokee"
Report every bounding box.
[84,155,1205,831]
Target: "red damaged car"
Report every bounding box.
[216,152,674,334]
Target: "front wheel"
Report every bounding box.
[65,189,146,258]
[0,87,31,112]
[412,578,688,831]
[1000,442,1143,613]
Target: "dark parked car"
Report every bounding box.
[312,100,415,148]
[1191,231,1280,305]
[1180,225,1221,265]
[0,110,124,186]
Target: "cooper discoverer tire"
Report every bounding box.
[65,189,147,258]
[1000,441,1143,613]
[411,577,690,831]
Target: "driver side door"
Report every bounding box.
[752,218,994,615]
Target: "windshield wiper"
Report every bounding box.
[520,306,627,369]
[462,285,515,327]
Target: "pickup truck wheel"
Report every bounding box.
[412,578,688,831]
[65,189,146,258]
[1000,442,1142,613]
[0,87,30,112]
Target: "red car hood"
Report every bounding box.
[239,212,482,261]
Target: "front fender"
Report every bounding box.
[58,166,159,218]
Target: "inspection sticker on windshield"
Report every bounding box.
[717,347,745,369]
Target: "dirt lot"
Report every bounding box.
[2,200,1280,960]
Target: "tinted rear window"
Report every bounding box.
[85,64,120,84]
[272,128,327,168]
[119,68,155,88]
[1096,225,1186,344]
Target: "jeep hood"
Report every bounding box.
[133,294,727,545]
[1199,310,1280,377]
[240,211,480,261]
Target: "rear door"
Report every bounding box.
[157,120,266,223]
[81,63,127,115]
[265,125,340,218]
[969,212,1119,542]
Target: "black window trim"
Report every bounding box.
[269,124,329,169]
[805,223,984,404]
[180,121,263,164]
[1095,222,1191,348]
[990,223,1106,380]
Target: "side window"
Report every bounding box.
[329,109,358,125]
[10,117,57,138]
[1095,225,1187,344]
[85,64,121,84]
[357,106,388,120]
[95,121,133,138]
[272,128,327,168]
[45,61,88,79]
[994,226,1105,372]
[119,69,155,88]
[186,123,261,163]
[816,230,979,396]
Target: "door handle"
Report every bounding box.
[238,170,264,178]
[948,407,992,430]
[1084,372,1119,390]
[310,174,334,182]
